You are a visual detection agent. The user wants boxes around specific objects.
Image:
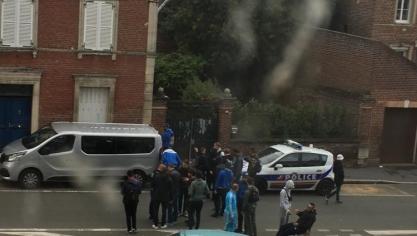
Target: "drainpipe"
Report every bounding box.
[143,0,159,124]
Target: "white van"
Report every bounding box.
[0,122,162,188]
[255,140,334,195]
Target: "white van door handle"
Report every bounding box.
[316,170,322,173]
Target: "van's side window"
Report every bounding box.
[276,153,301,167]
[114,137,155,154]
[301,153,327,166]
[39,135,75,155]
[81,136,155,154]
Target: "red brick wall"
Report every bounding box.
[311,30,373,93]
[151,99,168,133]
[334,0,417,62]
[334,0,376,36]
[218,98,235,146]
[311,29,417,163]
[0,0,149,126]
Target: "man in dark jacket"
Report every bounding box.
[208,142,224,190]
[276,202,317,236]
[152,165,173,229]
[235,175,248,233]
[247,148,262,178]
[232,148,243,181]
[243,177,259,236]
[211,162,233,217]
[326,154,345,204]
[121,170,142,233]
[168,164,181,224]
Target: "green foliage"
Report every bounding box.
[158,0,302,99]
[155,53,206,99]
[233,100,354,139]
[181,79,223,102]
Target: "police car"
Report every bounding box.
[255,140,334,195]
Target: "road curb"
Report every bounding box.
[345,179,417,185]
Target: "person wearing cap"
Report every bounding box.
[279,180,295,228]
[326,154,345,204]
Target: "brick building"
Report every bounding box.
[0,0,153,147]
[299,29,417,165]
[333,0,417,62]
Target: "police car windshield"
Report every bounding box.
[258,148,284,165]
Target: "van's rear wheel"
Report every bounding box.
[133,170,147,186]
[19,169,42,189]
[316,179,334,196]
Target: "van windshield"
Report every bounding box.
[258,148,284,165]
[22,126,57,149]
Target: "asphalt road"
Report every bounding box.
[0,180,416,236]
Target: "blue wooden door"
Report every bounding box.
[0,97,31,148]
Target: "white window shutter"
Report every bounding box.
[18,0,33,46]
[99,2,113,50]
[1,0,17,46]
[84,2,98,50]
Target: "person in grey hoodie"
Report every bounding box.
[279,180,295,228]
[188,170,210,229]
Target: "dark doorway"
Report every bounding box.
[0,85,32,148]
[381,108,417,163]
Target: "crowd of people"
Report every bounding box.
[120,126,346,236]
[121,139,262,235]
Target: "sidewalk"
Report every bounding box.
[345,166,417,184]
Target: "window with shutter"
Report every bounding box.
[395,0,413,24]
[0,0,33,47]
[19,0,33,46]
[83,1,114,51]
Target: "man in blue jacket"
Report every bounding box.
[162,124,174,149]
[161,147,182,168]
[211,161,234,217]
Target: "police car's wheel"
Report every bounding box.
[19,169,42,189]
[255,177,267,194]
[316,179,334,196]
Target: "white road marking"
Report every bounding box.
[0,190,151,193]
[365,230,417,235]
[317,229,331,232]
[0,233,72,236]
[265,229,277,232]
[0,228,172,232]
[340,229,354,232]
[385,185,415,196]
[349,234,362,236]
[341,194,415,197]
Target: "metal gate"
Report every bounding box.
[166,101,218,160]
[381,108,417,163]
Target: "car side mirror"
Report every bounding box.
[274,164,284,170]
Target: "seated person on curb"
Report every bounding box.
[276,202,317,236]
